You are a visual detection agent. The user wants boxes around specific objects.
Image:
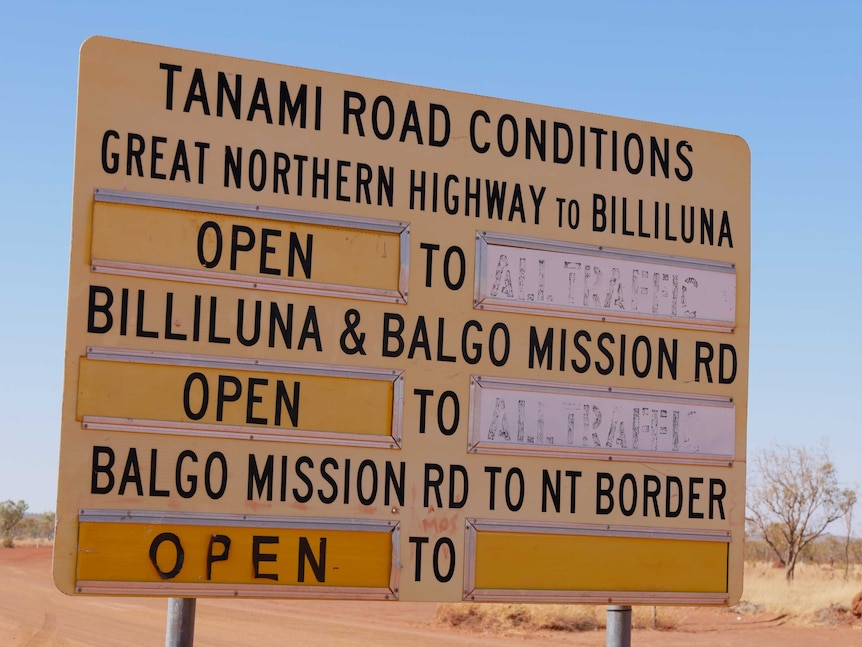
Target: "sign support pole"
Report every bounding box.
[165,597,196,647]
[606,605,631,647]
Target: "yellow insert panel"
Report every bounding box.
[77,358,394,436]
[77,521,392,587]
[475,532,727,593]
[91,202,402,291]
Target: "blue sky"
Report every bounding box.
[1,0,860,517]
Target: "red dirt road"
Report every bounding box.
[2,547,860,646]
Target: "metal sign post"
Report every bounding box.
[165,597,196,647]
[606,605,632,647]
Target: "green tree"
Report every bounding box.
[746,442,856,582]
[37,511,56,540]
[0,500,29,548]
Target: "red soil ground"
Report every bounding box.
[2,546,860,646]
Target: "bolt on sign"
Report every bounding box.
[56,36,749,605]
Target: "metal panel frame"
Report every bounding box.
[76,509,401,599]
[462,518,730,605]
[468,375,735,465]
[92,189,411,304]
[82,347,404,449]
[474,231,736,332]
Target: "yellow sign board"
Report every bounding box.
[76,512,396,595]
[77,354,400,443]
[56,36,749,604]
[468,522,727,598]
[90,192,409,301]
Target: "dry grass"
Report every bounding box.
[436,603,600,634]
[2,537,53,548]
[631,606,682,630]
[436,563,862,634]
[737,561,862,625]
[435,603,680,634]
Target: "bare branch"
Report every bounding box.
[746,441,855,582]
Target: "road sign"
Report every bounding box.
[56,36,749,604]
